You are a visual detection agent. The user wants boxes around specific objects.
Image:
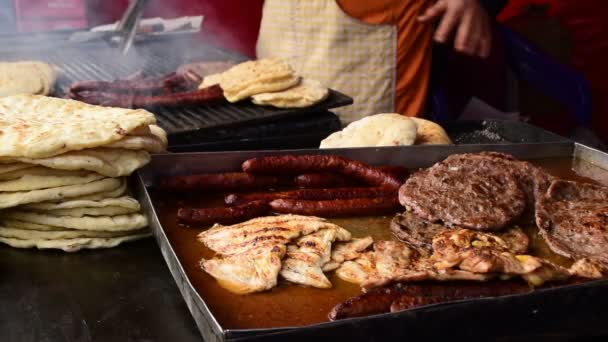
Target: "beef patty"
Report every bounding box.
[440,152,554,222]
[398,160,526,230]
[535,179,608,265]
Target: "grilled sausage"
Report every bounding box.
[242,155,403,190]
[177,201,270,225]
[294,172,360,188]
[157,172,292,192]
[328,285,402,321]
[225,187,396,205]
[329,281,532,320]
[269,197,401,217]
[69,85,224,108]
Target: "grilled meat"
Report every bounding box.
[201,245,285,294]
[536,180,608,265]
[569,258,608,279]
[391,211,530,256]
[431,229,569,285]
[398,162,526,231]
[280,226,351,288]
[322,236,374,272]
[198,215,348,294]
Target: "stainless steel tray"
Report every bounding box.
[133,142,608,341]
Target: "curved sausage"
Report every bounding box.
[269,197,401,217]
[177,201,270,225]
[242,155,403,190]
[294,172,361,188]
[225,187,396,205]
[157,172,292,192]
[69,85,224,108]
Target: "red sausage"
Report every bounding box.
[225,187,397,205]
[177,201,270,225]
[269,197,401,217]
[242,155,403,190]
[294,172,361,188]
[157,172,292,192]
[68,85,224,108]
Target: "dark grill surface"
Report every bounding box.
[0,37,351,138]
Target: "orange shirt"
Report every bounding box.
[337,0,433,117]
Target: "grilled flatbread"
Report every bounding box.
[0,95,156,158]
[251,78,328,108]
[0,211,148,232]
[0,61,57,97]
[0,232,151,252]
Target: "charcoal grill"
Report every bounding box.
[0,35,349,145]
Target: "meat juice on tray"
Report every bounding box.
[150,153,608,329]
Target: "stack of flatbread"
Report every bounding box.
[0,95,167,252]
[0,61,57,97]
[199,58,329,109]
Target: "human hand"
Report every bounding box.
[418,0,492,58]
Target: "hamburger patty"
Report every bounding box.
[398,161,526,231]
[535,180,608,265]
[440,152,554,222]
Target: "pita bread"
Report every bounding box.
[0,163,34,175]
[0,177,121,209]
[22,196,139,211]
[201,58,299,102]
[0,219,62,231]
[0,172,104,191]
[0,233,151,252]
[65,180,127,201]
[320,113,418,148]
[12,148,150,177]
[0,95,156,158]
[0,166,92,181]
[104,135,166,153]
[0,211,148,231]
[251,78,329,108]
[0,226,149,240]
[411,117,452,145]
[40,206,137,217]
[0,61,56,97]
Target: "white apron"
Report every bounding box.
[256,0,398,124]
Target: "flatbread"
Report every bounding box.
[320,113,418,148]
[0,166,93,181]
[22,196,140,211]
[0,61,56,97]
[12,148,150,177]
[0,226,149,240]
[201,58,299,102]
[0,219,62,231]
[0,172,104,191]
[66,180,127,201]
[410,117,452,145]
[251,78,329,108]
[104,134,166,153]
[0,95,156,158]
[0,177,121,209]
[0,211,148,231]
[0,233,151,252]
[41,206,138,217]
[0,163,34,175]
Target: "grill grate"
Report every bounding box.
[0,37,351,138]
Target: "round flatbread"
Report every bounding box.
[0,95,156,158]
[251,78,329,108]
[320,113,417,148]
[410,117,452,145]
[0,232,151,252]
[0,226,149,240]
[0,211,148,232]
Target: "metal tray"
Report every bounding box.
[134,142,608,341]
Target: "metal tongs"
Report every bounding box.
[68,0,149,54]
[116,0,150,54]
